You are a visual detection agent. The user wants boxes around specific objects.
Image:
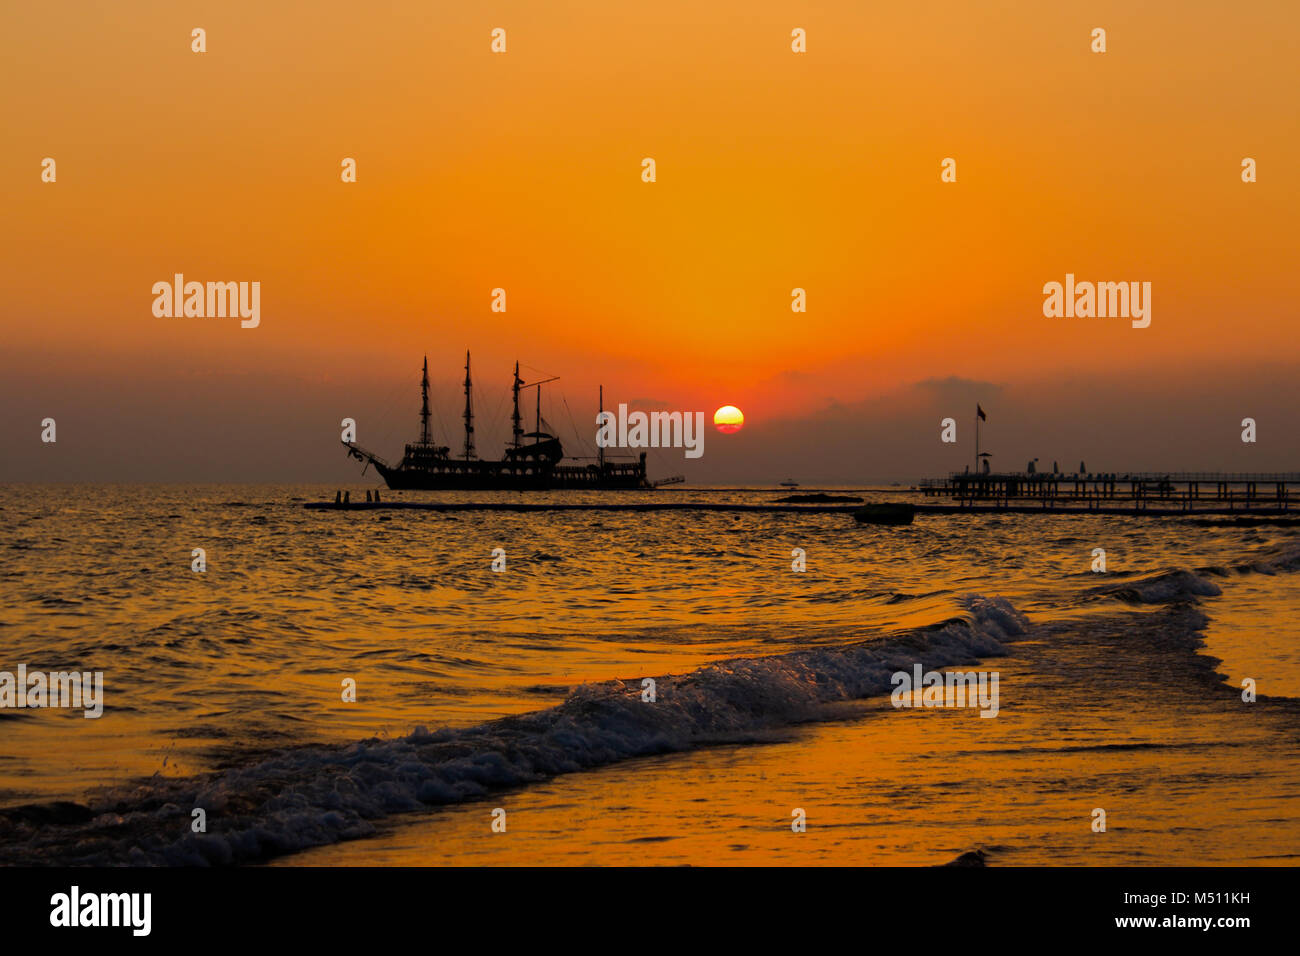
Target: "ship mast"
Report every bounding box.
[419,356,432,445]
[514,367,559,448]
[462,350,475,461]
[598,385,605,471]
[511,361,523,449]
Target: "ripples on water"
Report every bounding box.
[2,483,1298,864]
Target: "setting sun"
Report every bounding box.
[713,405,744,433]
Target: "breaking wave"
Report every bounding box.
[1236,542,1300,576]
[1094,569,1224,604]
[1091,541,1300,606]
[0,596,1028,866]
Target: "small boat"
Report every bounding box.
[779,479,799,489]
[853,502,916,525]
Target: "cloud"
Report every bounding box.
[913,376,1006,407]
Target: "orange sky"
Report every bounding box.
[2,1,1298,479]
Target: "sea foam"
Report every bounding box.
[0,596,1028,866]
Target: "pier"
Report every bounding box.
[921,472,1300,512]
[303,474,1300,519]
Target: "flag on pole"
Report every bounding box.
[977,404,987,421]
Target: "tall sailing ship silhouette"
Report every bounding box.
[344,353,680,490]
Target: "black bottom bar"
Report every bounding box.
[0,866,1279,942]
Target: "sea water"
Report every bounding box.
[1,483,1297,865]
